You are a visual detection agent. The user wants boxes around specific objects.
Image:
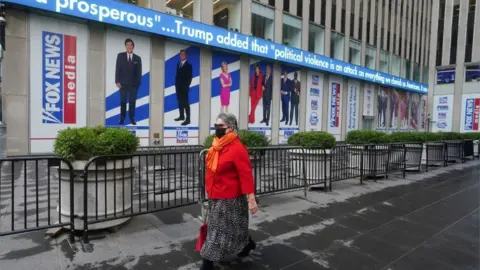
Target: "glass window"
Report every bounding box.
[349,39,361,65]
[213,0,242,31]
[330,32,345,61]
[379,50,389,73]
[120,0,149,8]
[465,65,480,83]
[308,23,325,55]
[413,63,421,82]
[251,2,275,41]
[392,54,401,76]
[422,66,429,84]
[365,45,376,69]
[405,59,411,79]
[166,0,195,20]
[436,67,455,84]
[283,14,302,48]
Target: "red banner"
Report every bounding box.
[63,35,77,124]
[474,98,480,130]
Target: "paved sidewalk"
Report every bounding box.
[0,161,479,270]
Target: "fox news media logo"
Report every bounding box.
[437,105,449,111]
[312,75,319,86]
[311,100,318,110]
[438,112,447,120]
[176,130,188,143]
[439,97,448,104]
[42,31,78,124]
[284,130,294,139]
[310,88,320,96]
[309,112,319,126]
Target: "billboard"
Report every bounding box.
[248,59,273,140]
[306,71,323,131]
[279,65,301,144]
[460,94,480,132]
[346,80,360,132]
[105,29,151,146]
[327,77,342,136]
[29,14,88,153]
[432,95,453,132]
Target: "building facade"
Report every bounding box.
[428,0,480,133]
[2,0,430,155]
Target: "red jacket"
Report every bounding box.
[205,138,255,199]
[249,73,264,99]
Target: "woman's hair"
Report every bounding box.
[221,61,228,68]
[217,113,238,131]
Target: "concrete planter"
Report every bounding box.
[445,141,462,162]
[287,149,331,187]
[58,159,133,231]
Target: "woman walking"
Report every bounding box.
[201,113,258,270]
[219,61,232,113]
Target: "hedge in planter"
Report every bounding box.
[203,129,269,148]
[287,131,336,183]
[54,126,139,231]
[345,130,391,145]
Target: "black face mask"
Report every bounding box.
[215,128,227,138]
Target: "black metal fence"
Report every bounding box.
[0,156,75,241]
[81,149,202,243]
[1,139,478,241]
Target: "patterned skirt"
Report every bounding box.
[200,196,250,261]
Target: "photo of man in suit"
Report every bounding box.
[260,65,273,126]
[280,71,292,123]
[174,49,193,126]
[115,38,142,125]
[289,72,300,126]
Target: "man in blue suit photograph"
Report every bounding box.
[280,71,292,123]
[115,38,142,125]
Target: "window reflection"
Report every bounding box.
[251,2,275,41]
[119,0,149,8]
[365,45,376,69]
[283,14,302,48]
[349,39,361,65]
[213,0,242,31]
[330,32,345,61]
[308,23,325,55]
[166,0,195,20]
[392,54,401,76]
[379,50,389,73]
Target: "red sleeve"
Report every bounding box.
[233,142,255,195]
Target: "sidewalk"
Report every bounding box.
[0,160,479,270]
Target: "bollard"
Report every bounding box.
[0,123,5,158]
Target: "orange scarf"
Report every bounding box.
[206,132,238,173]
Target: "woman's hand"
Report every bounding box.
[248,195,258,215]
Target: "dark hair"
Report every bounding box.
[254,65,260,70]
[180,49,187,55]
[294,72,298,77]
[125,38,135,47]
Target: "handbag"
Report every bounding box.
[195,203,209,252]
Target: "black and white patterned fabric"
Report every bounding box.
[200,196,249,261]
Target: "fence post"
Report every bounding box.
[360,146,364,185]
[68,160,75,243]
[329,147,333,191]
[402,144,406,179]
[301,148,308,197]
[82,161,89,244]
[443,142,448,167]
[198,149,208,222]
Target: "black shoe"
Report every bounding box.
[118,120,124,125]
[201,259,214,270]
[181,119,190,126]
[130,119,136,125]
[237,237,256,258]
[280,118,285,122]
[174,117,184,121]
[260,119,266,123]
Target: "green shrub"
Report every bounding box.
[389,132,423,143]
[436,132,463,140]
[287,131,336,149]
[203,129,269,148]
[345,130,390,145]
[461,132,480,140]
[54,126,139,161]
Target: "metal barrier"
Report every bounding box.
[249,146,307,197]
[462,140,474,161]
[425,142,447,171]
[82,149,202,243]
[404,142,423,171]
[136,145,204,153]
[0,156,75,241]
[329,144,364,188]
[445,140,463,163]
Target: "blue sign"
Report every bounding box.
[311,100,318,110]
[5,0,428,93]
[176,130,188,143]
[42,31,64,123]
[284,130,294,139]
[309,112,319,125]
[310,88,320,97]
[464,98,474,130]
